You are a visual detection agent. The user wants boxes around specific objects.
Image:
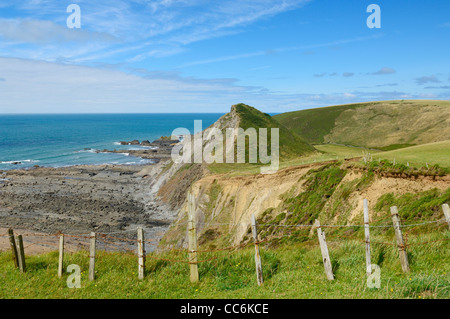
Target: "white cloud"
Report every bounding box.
[1,57,439,114]
[372,67,396,75]
[0,57,261,113]
[415,75,441,85]
[0,18,117,44]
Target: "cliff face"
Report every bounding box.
[160,162,449,249]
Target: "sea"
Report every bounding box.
[0,113,223,170]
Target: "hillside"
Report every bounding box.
[273,100,450,149]
[231,103,315,159]
[146,103,315,209]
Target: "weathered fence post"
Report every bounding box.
[363,199,372,276]
[8,229,19,268]
[137,227,145,280]
[442,204,450,230]
[89,232,96,281]
[390,206,410,273]
[16,235,26,273]
[314,219,334,280]
[251,214,264,286]
[187,192,199,283]
[58,234,64,278]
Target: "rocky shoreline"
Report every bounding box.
[96,138,180,161]
[0,159,177,253]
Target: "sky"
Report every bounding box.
[0,0,449,113]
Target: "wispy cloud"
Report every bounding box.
[416,75,441,85]
[375,83,398,87]
[0,18,118,44]
[180,34,384,68]
[0,0,312,63]
[424,85,450,89]
[372,67,396,75]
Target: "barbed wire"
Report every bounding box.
[1,213,448,265]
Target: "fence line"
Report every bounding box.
[1,201,449,284]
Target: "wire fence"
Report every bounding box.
[1,202,449,284]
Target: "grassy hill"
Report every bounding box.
[232,103,315,159]
[207,103,316,174]
[274,100,450,149]
[372,140,450,168]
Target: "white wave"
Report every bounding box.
[0,159,40,165]
[75,149,98,154]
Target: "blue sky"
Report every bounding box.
[0,0,449,113]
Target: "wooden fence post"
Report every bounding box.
[363,199,372,276]
[314,219,334,280]
[137,227,145,280]
[58,234,64,278]
[251,214,264,286]
[89,232,96,281]
[390,206,410,273]
[442,204,450,230]
[16,235,26,273]
[187,192,199,283]
[8,229,19,268]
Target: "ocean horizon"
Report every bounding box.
[0,113,224,170]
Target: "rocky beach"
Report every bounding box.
[0,140,180,254]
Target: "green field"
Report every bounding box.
[1,228,448,299]
[313,141,450,169]
[315,144,381,157]
[372,140,450,168]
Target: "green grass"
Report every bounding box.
[315,144,381,158]
[374,188,450,221]
[273,102,363,144]
[274,100,450,149]
[1,228,448,299]
[372,140,450,168]
[282,163,347,225]
[233,103,316,159]
[207,146,356,177]
[377,144,416,151]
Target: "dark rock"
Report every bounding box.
[129,140,140,145]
